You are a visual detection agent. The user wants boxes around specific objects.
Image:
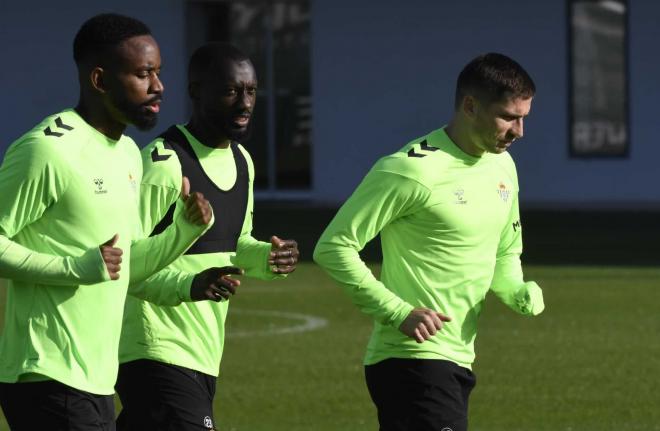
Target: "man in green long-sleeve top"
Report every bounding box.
[116,42,299,431]
[314,53,544,431]
[0,14,214,430]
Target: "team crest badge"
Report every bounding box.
[497,182,511,202]
[128,173,137,194]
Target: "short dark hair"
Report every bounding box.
[73,13,151,65]
[188,42,250,83]
[454,53,535,109]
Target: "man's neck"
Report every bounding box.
[75,100,125,141]
[444,119,484,158]
[186,119,231,149]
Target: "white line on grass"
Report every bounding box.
[226,308,328,338]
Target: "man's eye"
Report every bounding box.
[137,70,160,79]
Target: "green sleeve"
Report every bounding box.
[128,206,213,284]
[489,191,544,316]
[0,235,109,285]
[0,138,109,285]
[127,174,193,303]
[128,142,213,286]
[313,169,429,328]
[233,212,278,281]
[128,184,201,304]
[137,143,181,237]
[232,146,282,281]
[129,266,195,306]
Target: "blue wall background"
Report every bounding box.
[0,1,186,150]
[312,0,660,207]
[2,1,659,208]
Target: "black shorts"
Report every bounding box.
[0,379,115,431]
[365,358,476,431]
[115,359,217,431]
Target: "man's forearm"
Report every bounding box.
[490,254,544,316]
[313,241,413,328]
[129,208,214,284]
[129,267,195,306]
[233,235,279,280]
[0,234,108,286]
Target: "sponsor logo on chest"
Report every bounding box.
[453,187,467,205]
[93,178,107,194]
[92,173,137,196]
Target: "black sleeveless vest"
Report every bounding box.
[150,126,249,255]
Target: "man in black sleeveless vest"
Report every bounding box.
[116,42,299,431]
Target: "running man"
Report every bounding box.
[0,14,214,430]
[314,53,545,431]
[116,42,299,431]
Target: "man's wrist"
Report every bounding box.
[68,246,110,284]
[390,303,416,329]
[178,273,197,302]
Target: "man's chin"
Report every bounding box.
[132,114,159,131]
[226,125,251,143]
[489,142,512,154]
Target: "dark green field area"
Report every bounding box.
[1,264,660,430]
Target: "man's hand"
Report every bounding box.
[269,235,299,274]
[399,307,451,343]
[190,266,243,302]
[100,234,122,280]
[180,176,213,225]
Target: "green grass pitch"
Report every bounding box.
[1,263,660,430]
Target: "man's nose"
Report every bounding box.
[511,118,523,139]
[151,74,164,95]
[238,90,253,109]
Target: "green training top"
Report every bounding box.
[0,110,210,394]
[314,128,544,369]
[120,124,281,377]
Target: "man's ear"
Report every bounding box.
[462,95,479,119]
[90,67,106,94]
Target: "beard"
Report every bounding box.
[205,111,253,143]
[225,120,253,143]
[111,94,160,131]
[131,109,159,131]
[194,105,255,144]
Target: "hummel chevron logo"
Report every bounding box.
[43,116,74,137]
[151,147,171,162]
[407,148,426,158]
[420,140,438,151]
[55,117,73,130]
[43,127,63,137]
[407,139,439,158]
